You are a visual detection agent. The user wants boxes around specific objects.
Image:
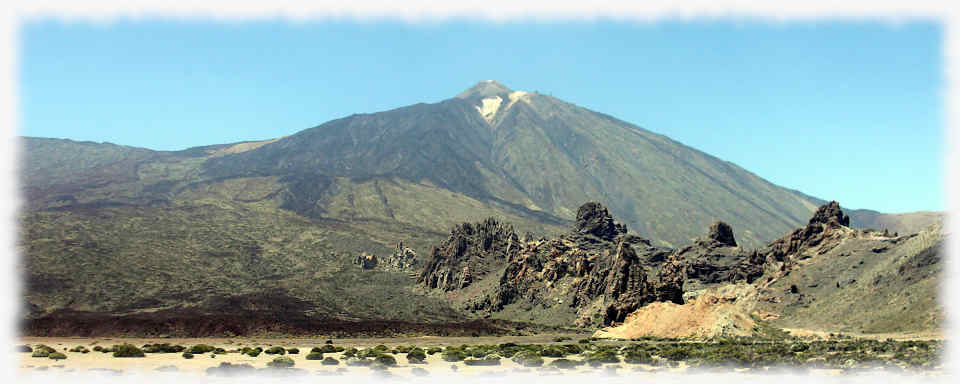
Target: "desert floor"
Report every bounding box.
[16,333,945,379]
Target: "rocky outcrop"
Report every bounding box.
[706,221,737,247]
[416,218,519,291]
[573,202,627,241]
[381,241,419,272]
[422,202,683,327]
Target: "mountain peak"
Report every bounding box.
[456,80,513,99]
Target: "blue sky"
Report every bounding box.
[19,20,943,213]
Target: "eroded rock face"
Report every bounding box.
[574,202,627,241]
[707,221,737,247]
[809,201,850,227]
[416,218,519,291]
[668,222,762,291]
[420,202,682,327]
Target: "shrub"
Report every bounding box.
[92,346,104,352]
[325,340,334,344]
[374,354,398,367]
[584,349,620,366]
[322,357,340,366]
[286,347,299,354]
[553,336,572,342]
[306,352,324,360]
[113,344,145,358]
[549,358,582,369]
[48,352,67,360]
[267,356,295,368]
[345,357,373,366]
[561,344,584,355]
[407,348,427,363]
[32,344,55,358]
[16,345,32,353]
[246,347,262,357]
[265,346,286,355]
[512,351,544,367]
[441,348,467,362]
[539,346,566,358]
[464,354,501,366]
[69,346,90,353]
[187,344,216,354]
[213,348,226,354]
[182,352,194,359]
[623,349,652,364]
[342,347,359,358]
[142,343,185,353]
[427,347,442,355]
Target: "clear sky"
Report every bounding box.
[19,20,943,214]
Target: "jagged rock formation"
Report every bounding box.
[417,218,519,291]
[596,200,945,339]
[420,202,682,327]
[662,221,762,292]
[380,241,419,273]
[573,202,627,241]
[706,221,737,247]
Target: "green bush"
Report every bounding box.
[113,344,145,358]
[464,354,501,366]
[187,344,215,354]
[16,345,32,353]
[142,343,185,353]
[322,357,340,366]
[286,348,299,354]
[265,346,286,355]
[267,356,295,368]
[213,348,226,354]
[623,349,652,364]
[48,352,67,360]
[69,346,90,353]
[374,354,398,367]
[553,336,572,342]
[512,351,544,367]
[306,352,324,360]
[245,347,262,357]
[539,346,566,357]
[92,346,104,352]
[426,347,442,355]
[31,344,55,357]
[549,358,582,369]
[182,352,194,359]
[358,348,382,358]
[342,347,359,358]
[441,348,467,362]
[345,357,373,366]
[584,349,620,366]
[407,348,427,363]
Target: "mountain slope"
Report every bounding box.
[201,81,834,248]
[19,81,940,336]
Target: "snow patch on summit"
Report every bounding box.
[475,96,503,123]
